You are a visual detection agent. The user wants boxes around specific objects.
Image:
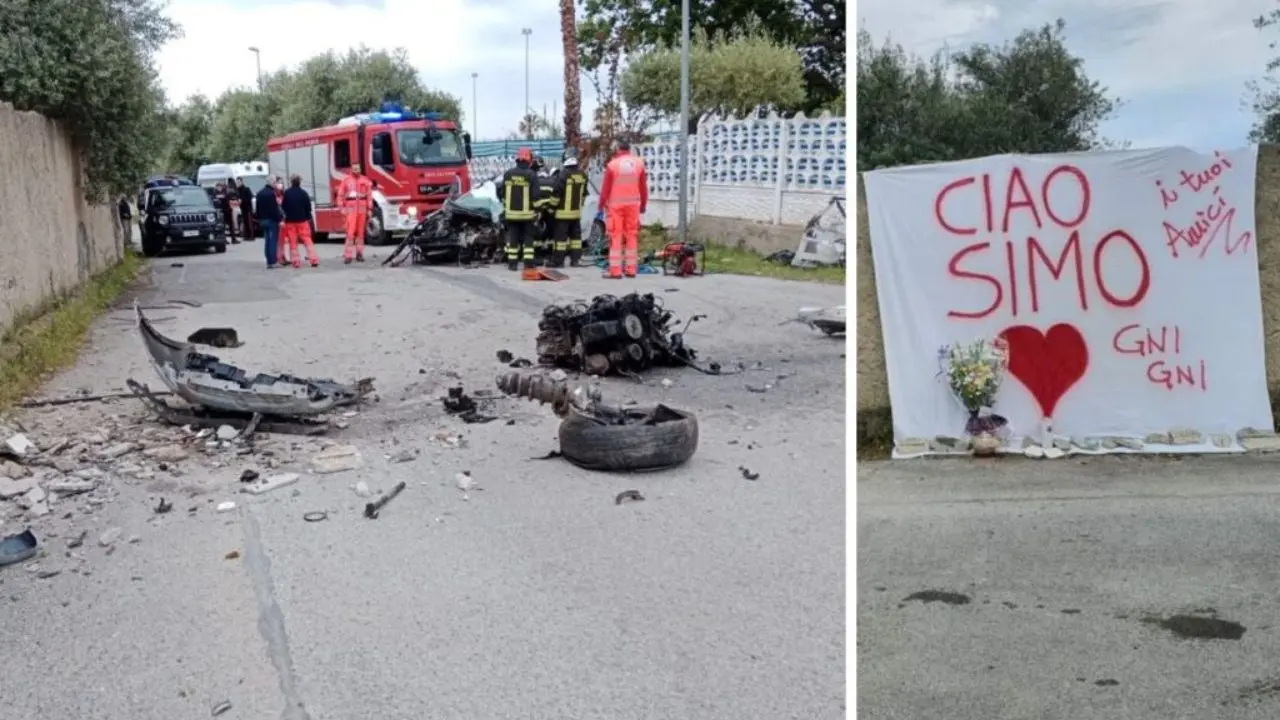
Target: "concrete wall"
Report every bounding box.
[0,102,123,334]
[855,146,1280,441]
[644,198,804,254]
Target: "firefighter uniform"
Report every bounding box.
[501,148,540,270]
[549,155,589,267]
[340,165,374,263]
[598,143,648,278]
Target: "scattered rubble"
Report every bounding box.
[739,466,760,481]
[99,527,122,547]
[454,471,479,497]
[241,472,300,496]
[441,387,498,424]
[186,327,243,349]
[535,292,702,377]
[0,529,38,567]
[3,431,36,458]
[614,490,644,505]
[794,305,846,336]
[389,448,418,463]
[310,445,363,474]
[364,481,406,519]
[215,501,237,513]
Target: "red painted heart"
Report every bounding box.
[997,323,1089,419]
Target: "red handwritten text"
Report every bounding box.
[1112,324,1207,391]
[947,230,1150,320]
[1177,151,1234,195]
[1161,186,1252,258]
[934,164,1091,236]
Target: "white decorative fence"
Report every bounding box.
[468,111,847,227]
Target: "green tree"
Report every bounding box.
[273,47,461,136]
[164,46,463,169]
[207,90,277,162]
[620,24,805,124]
[0,0,178,200]
[1248,4,1280,141]
[160,95,215,177]
[857,20,1119,171]
[578,0,842,112]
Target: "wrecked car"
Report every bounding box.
[136,303,373,417]
[536,293,698,377]
[384,177,503,266]
[796,305,846,336]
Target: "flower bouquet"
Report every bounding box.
[939,338,1009,451]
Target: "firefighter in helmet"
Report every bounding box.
[501,147,540,271]
[548,147,590,267]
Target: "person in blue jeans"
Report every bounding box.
[254,182,284,268]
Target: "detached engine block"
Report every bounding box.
[535,292,697,376]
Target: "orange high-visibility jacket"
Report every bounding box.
[598,151,648,210]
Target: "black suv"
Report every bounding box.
[141,185,227,257]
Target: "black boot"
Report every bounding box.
[507,260,519,271]
[569,250,582,267]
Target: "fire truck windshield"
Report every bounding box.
[397,129,465,166]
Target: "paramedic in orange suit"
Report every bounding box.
[340,163,374,263]
[280,175,319,268]
[597,140,648,278]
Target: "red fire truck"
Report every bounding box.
[265,103,473,245]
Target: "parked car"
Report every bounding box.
[140,185,227,257]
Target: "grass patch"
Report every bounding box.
[637,225,845,284]
[856,406,894,461]
[0,251,144,410]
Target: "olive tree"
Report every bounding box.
[165,46,463,168]
[620,23,806,127]
[0,0,178,200]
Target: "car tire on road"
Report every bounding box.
[558,407,699,472]
[367,206,392,246]
[212,242,227,254]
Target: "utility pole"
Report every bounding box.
[677,0,691,241]
[248,46,262,91]
[471,72,479,137]
[521,28,532,122]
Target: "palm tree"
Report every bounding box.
[559,0,582,149]
[518,112,547,140]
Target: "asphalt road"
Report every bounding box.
[858,456,1280,720]
[0,240,846,719]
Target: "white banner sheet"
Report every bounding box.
[864,147,1272,455]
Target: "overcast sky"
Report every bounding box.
[858,0,1278,150]
[155,0,599,140]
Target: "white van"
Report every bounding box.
[196,161,271,235]
[196,161,270,191]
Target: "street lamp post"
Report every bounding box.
[471,72,479,138]
[521,28,532,122]
[677,0,691,241]
[248,46,262,91]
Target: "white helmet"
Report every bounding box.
[563,155,578,167]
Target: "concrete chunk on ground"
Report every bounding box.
[240,472,300,496]
[309,445,362,474]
